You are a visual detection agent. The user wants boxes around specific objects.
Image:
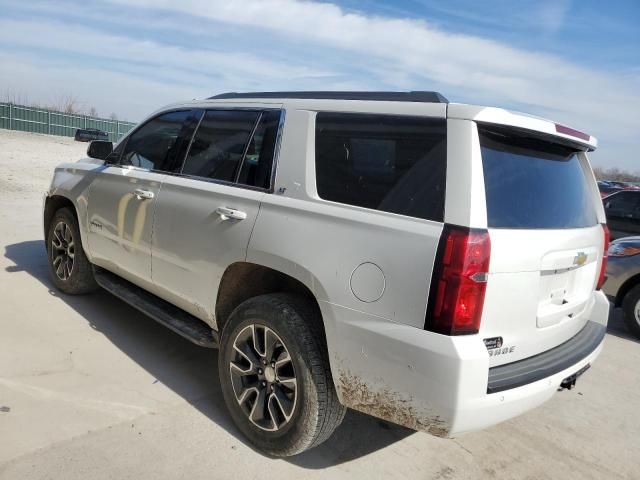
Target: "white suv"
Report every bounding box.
[43,91,609,456]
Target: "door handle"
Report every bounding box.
[216,206,247,221]
[133,189,154,200]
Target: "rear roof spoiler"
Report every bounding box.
[448,104,597,151]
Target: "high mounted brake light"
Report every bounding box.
[597,224,610,290]
[555,123,590,141]
[425,225,491,335]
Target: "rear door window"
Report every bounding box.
[182,110,260,182]
[315,112,446,222]
[237,110,281,189]
[479,125,598,229]
[181,110,259,182]
[179,109,281,189]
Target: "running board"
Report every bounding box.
[94,268,219,348]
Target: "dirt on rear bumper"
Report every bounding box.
[337,369,450,437]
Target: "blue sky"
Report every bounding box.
[0,0,638,170]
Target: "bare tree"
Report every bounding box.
[593,167,604,179]
[593,166,640,183]
[62,95,80,114]
[48,93,86,114]
[88,106,98,117]
[2,89,30,105]
[109,112,118,121]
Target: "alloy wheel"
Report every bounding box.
[51,221,75,281]
[229,324,297,431]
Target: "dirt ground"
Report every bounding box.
[0,129,638,479]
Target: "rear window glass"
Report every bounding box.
[480,125,598,229]
[315,113,446,222]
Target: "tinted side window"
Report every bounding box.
[606,192,639,212]
[480,126,598,229]
[315,113,446,222]
[181,110,259,182]
[121,110,192,172]
[237,110,281,189]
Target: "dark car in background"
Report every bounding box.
[74,128,109,142]
[598,181,623,198]
[603,190,640,239]
[603,236,640,339]
[598,180,640,198]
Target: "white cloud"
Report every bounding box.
[0,0,637,169]
[0,19,334,88]
[534,0,572,33]
[107,1,638,138]
[0,51,191,121]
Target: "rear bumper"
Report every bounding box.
[487,320,605,393]
[449,333,604,436]
[321,290,609,437]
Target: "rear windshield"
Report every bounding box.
[479,125,598,229]
[315,113,446,222]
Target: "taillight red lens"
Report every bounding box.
[426,226,491,335]
[597,224,610,290]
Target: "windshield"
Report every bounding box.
[479,125,598,229]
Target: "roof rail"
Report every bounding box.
[208,91,449,103]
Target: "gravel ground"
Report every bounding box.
[0,129,638,479]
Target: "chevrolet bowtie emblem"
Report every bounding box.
[573,252,587,266]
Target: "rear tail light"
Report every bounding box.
[425,225,491,335]
[597,224,610,290]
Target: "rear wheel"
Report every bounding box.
[46,207,98,295]
[218,294,346,456]
[622,284,640,339]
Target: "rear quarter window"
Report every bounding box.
[479,125,598,229]
[315,112,446,222]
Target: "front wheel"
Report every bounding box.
[46,207,98,295]
[218,294,346,456]
[622,285,640,339]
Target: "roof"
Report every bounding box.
[156,93,597,151]
[209,91,449,103]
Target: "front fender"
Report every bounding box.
[45,161,104,260]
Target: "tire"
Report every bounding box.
[622,284,640,339]
[218,293,346,456]
[46,207,98,295]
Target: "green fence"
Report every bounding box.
[0,102,136,142]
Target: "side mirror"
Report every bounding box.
[87,140,113,161]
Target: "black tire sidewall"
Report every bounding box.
[218,295,322,456]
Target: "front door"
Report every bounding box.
[86,109,196,288]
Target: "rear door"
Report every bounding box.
[86,110,196,288]
[476,125,605,365]
[151,109,282,322]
